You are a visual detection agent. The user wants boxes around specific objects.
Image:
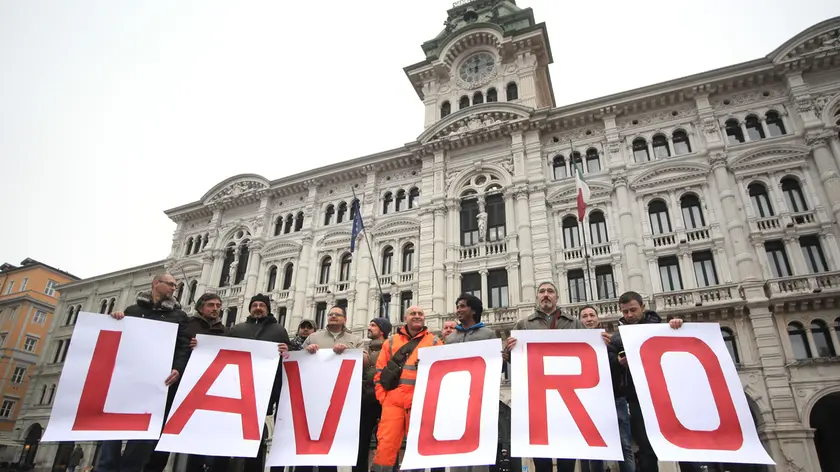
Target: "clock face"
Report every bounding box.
[457,52,496,88]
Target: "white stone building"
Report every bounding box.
[12,1,840,471]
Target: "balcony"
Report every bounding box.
[790,210,817,227]
[314,284,329,295]
[651,232,677,248]
[766,271,840,299]
[459,240,507,260]
[685,227,711,243]
[487,308,519,325]
[750,215,781,233]
[563,299,621,320]
[217,284,243,298]
[273,290,291,301]
[652,284,740,312]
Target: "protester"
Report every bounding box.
[608,291,696,472]
[497,449,511,472]
[99,273,191,472]
[290,318,316,351]
[503,281,583,472]
[444,293,495,344]
[227,294,291,472]
[356,317,392,472]
[67,445,84,472]
[441,319,457,339]
[371,306,441,472]
[578,306,634,472]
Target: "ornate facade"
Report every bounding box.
[13,2,840,471]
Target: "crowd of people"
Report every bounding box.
[97,273,700,472]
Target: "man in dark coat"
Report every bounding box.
[98,273,191,472]
[355,317,391,472]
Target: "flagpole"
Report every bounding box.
[571,138,595,302]
[351,187,386,318]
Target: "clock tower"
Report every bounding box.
[404,0,555,128]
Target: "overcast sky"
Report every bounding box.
[2,0,839,280]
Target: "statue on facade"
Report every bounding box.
[477,211,488,242]
[228,262,238,286]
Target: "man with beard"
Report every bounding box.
[227,294,291,472]
[444,293,495,344]
[289,318,316,351]
[355,317,392,472]
[370,306,440,472]
[100,273,191,472]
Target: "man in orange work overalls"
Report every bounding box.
[371,305,441,472]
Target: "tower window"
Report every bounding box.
[441,101,451,118]
[487,88,498,102]
[506,82,518,101]
[459,96,470,110]
[473,91,484,105]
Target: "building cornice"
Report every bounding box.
[58,260,166,291]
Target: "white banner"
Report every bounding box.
[42,312,176,441]
[267,349,364,467]
[620,322,774,465]
[401,339,503,470]
[510,329,623,461]
[155,334,280,457]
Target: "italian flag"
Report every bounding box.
[575,163,590,222]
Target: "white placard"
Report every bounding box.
[42,312,176,441]
[401,339,503,470]
[155,334,280,457]
[620,322,774,465]
[510,329,623,461]
[267,349,363,466]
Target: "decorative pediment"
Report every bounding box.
[770,18,840,65]
[727,144,809,175]
[261,241,301,259]
[201,174,270,205]
[546,180,613,206]
[629,161,710,193]
[167,259,202,275]
[369,218,421,238]
[418,103,533,145]
[317,230,354,248]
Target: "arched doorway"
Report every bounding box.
[19,423,42,466]
[811,391,840,472]
[52,442,75,472]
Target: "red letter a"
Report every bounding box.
[162,350,260,440]
[640,336,743,451]
[417,357,486,456]
[284,359,355,455]
[73,330,152,431]
[527,342,606,447]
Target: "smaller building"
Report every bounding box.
[0,258,78,462]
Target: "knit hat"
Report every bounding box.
[371,317,392,338]
[249,293,272,315]
[298,319,316,329]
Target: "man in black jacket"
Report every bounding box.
[227,293,291,472]
[608,291,697,472]
[98,273,192,472]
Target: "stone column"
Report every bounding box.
[515,188,536,303]
[784,235,807,275]
[291,234,313,328]
[389,284,400,324]
[432,206,446,315]
[243,241,263,299]
[196,253,215,299]
[354,239,371,328]
[750,236,774,280]
[709,152,757,283]
[820,231,840,271]
[806,131,840,224]
[507,262,521,306]
[679,250,696,289]
[612,176,645,291]
[479,269,489,308]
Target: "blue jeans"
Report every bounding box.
[96,440,158,472]
[615,397,635,472]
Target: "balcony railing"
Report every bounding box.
[685,227,711,242]
[750,216,781,232]
[651,232,677,248]
[314,284,329,294]
[217,284,243,298]
[766,271,840,298]
[563,299,621,319]
[790,210,817,226]
[488,308,519,325]
[459,240,507,260]
[653,284,739,311]
[273,290,291,301]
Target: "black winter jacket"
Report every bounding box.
[185,314,228,338]
[227,315,290,415]
[123,292,191,376]
[607,310,662,399]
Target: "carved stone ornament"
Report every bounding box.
[805,131,831,148]
[607,141,621,154]
[611,175,628,187]
[208,181,267,203]
[433,111,522,141]
[709,152,728,170]
[779,29,840,63]
[501,156,514,174]
[702,117,719,134]
[795,98,815,115]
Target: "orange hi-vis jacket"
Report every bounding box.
[373,325,440,407]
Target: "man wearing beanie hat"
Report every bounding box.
[227,294,291,472]
[355,317,391,472]
[445,293,496,345]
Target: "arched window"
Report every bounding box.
[267,265,278,292]
[648,200,672,234]
[284,214,293,234]
[781,178,808,213]
[395,190,406,212]
[487,88,498,102]
[202,234,209,249]
[459,96,470,110]
[294,212,304,231]
[585,148,601,173]
[460,198,479,246]
[473,91,484,105]
[673,130,692,155]
[234,242,250,285]
[107,298,116,314]
[383,192,393,214]
[748,182,774,217]
[219,244,236,286]
[282,263,294,290]
[506,82,518,101]
[787,322,811,360]
[47,384,56,403]
[552,155,567,180]
[632,138,650,162]
[175,282,185,302]
[319,257,332,285]
[336,201,347,223]
[680,194,706,229]
[652,134,671,159]
[486,193,506,242]
[589,211,608,244]
[725,118,745,144]
[765,111,786,136]
[408,188,419,209]
[324,204,335,226]
[402,244,415,272]
[381,246,394,275]
[441,101,451,118]
[274,217,283,236]
[562,216,580,249]
[570,151,583,172]
[39,384,47,404]
[350,199,359,220]
[339,254,352,282]
[188,280,197,304]
[721,328,740,363]
[811,320,836,357]
[99,299,108,314]
[745,115,765,141]
[185,238,193,256]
